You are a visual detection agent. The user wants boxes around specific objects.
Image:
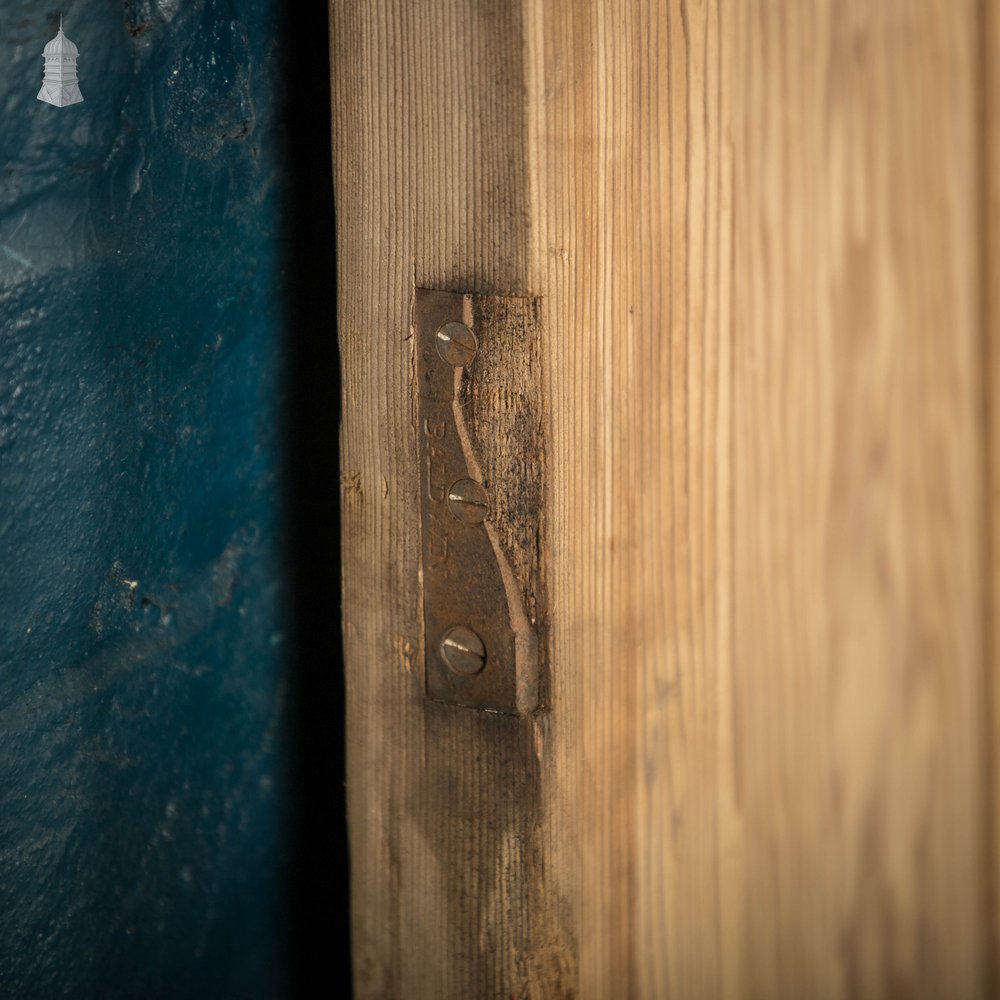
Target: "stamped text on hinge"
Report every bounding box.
[414,288,544,715]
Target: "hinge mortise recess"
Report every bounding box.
[414,288,545,715]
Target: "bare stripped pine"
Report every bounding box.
[525,3,731,995]
[331,1,990,997]
[330,2,570,996]
[725,3,984,996]
[986,0,1000,990]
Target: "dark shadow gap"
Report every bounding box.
[277,0,350,995]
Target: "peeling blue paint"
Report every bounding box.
[0,1,286,995]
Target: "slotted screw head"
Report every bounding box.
[440,626,486,676]
[447,479,489,523]
[435,322,478,367]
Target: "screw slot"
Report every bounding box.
[440,625,486,676]
[435,322,478,367]
[447,479,489,523]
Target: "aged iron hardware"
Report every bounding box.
[439,625,487,676]
[446,478,489,523]
[414,288,542,714]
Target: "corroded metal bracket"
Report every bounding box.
[414,288,543,715]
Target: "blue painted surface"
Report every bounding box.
[0,1,287,994]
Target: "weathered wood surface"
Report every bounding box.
[330,1,991,996]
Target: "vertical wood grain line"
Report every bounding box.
[982,0,1000,992]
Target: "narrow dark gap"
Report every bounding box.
[277,1,351,995]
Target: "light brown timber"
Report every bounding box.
[986,0,1000,991]
[330,1,992,997]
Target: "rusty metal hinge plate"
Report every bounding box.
[414,288,544,715]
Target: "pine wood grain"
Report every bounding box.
[330,3,570,996]
[724,4,984,996]
[986,0,1000,990]
[330,1,991,996]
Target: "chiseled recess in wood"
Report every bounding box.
[525,2,731,995]
[460,294,547,695]
[727,1,984,997]
[330,1,571,997]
